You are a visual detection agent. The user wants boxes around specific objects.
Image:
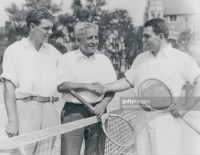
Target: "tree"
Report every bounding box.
[5,3,28,43]
[97,9,135,72]
[71,0,83,17]
[177,29,194,52]
[71,0,106,22]
[24,0,62,14]
[49,13,78,54]
[85,0,106,21]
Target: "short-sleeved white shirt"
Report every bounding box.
[58,49,117,103]
[1,38,61,98]
[125,44,200,96]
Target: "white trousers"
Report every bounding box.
[16,100,59,155]
[0,104,10,155]
[182,111,200,155]
[136,111,182,155]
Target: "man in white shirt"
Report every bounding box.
[57,22,117,155]
[102,18,200,154]
[1,8,61,154]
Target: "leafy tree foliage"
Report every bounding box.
[5,0,62,44]
[177,29,194,52]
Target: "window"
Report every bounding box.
[169,15,178,22]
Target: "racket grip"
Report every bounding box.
[69,90,95,113]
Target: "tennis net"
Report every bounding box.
[0,109,136,155]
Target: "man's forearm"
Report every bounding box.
[182,77,200,114]
[104,78,132,93]
[3,80,17,123]
[99,92,115,107]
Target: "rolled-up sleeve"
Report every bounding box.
[1,47,18,87]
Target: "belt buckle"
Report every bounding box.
[50,96,53,102]
[38,96,43,102]
[29,96,34,101]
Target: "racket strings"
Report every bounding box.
[104,116,134,146]
[140,82,169,97]
[139,80,172,110]
[104,110,136,154]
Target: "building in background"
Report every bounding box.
[144,0,163,22]
[163,0,200,39]
[144,0,200,42]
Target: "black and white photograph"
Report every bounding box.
[0,0,200,155]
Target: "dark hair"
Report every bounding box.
[144,18,169,39]
[26,8,54,30]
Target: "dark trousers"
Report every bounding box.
[61,102,106,155]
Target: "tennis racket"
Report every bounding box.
[138,78,200,135]
[69,90,135,147]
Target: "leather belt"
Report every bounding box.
[65,101,100,105]
[16,96,59,103]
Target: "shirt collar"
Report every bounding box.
[21,38,32,48]
[149,44,172,57]
[21,38,47,50]
[159,44,172,56]
[76,49,96,60]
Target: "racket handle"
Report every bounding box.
[182,118,200,135]
[69,90,95,113]
[180,100,200,135]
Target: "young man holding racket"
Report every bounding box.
[57,22,117,155]
[2,8,61,154]
[101,18,200,154]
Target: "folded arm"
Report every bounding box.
[104,78,133,93]
[171,76,200,117]
[183,76,200,113]
[57,81,103,95]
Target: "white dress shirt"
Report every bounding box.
[57,49,117,103]
[2,38,61,98]
[125,44,200,155]
[125,44,200,96]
